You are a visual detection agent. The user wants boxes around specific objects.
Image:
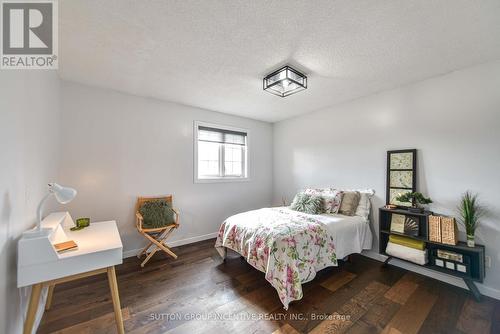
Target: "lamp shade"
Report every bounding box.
[49,183,77,204]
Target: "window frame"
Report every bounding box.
[194,121,250,183]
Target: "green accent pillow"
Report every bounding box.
[139,200,175,229]
[290,193,323,215]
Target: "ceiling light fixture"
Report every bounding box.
[263,65,307,97]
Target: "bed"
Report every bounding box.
[215,206,372,309]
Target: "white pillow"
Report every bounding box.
[337,188,375,219]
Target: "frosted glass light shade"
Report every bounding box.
[263,65,307,97]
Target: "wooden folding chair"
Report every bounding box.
[135,195,180,267]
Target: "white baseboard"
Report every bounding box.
[122,232,218,259]
[361,250,500,301]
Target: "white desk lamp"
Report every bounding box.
[23,183,77,238]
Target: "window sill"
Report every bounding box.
[194,177,251,184]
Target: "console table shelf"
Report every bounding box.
[378,207,486,301]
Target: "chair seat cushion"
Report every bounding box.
[139,200,175,229]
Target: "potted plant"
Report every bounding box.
[458,191,483,247]
[395,192,432,213]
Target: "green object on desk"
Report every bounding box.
[71,218,90,231]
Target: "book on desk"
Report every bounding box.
[53,240,78,253]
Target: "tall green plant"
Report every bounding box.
[458,191,483,236]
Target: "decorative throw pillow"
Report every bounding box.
[337,188,375,219]
[304,188,343,213]
[355,190,375,219]
[139,200,176,229]
[338,191,361,216]
[290,193,323,215]
[324,190,343,214]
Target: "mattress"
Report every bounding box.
[218,207,373,260]
[317,211,373,259]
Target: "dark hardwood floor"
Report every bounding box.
[38,239,499,334]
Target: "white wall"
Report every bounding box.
[3,63,499,334]
[58,82,273,254]
[0,71,61,334]
[273,61,500,297]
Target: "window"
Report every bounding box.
[194,122,248,182]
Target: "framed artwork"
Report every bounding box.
[390,214,406,233]
[390,213,419,236]
[386,149,417,207]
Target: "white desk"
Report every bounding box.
[18,212,124,334]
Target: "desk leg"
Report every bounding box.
[45,284,55,310]
[107,266,125,334]
[24,283,42,334]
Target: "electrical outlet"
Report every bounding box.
[485,256,491,268]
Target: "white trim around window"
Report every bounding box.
[194,121,250,183]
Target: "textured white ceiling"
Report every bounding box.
[59,0,500,122]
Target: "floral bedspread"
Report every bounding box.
[215,207,337,309]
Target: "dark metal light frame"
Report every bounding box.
[263,65,307,97]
